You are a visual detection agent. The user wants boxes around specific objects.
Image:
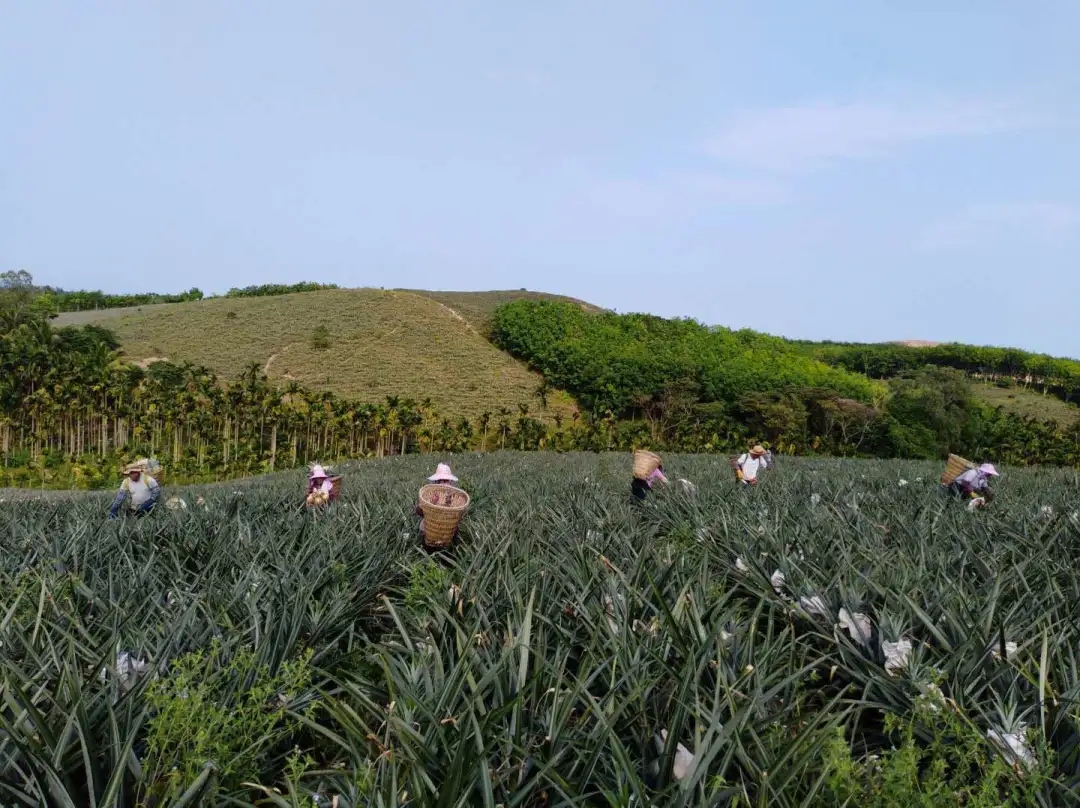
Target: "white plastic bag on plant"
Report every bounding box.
[659,729,695,781]
[838,608,872,647]
[987,725,1036,770]
[989,640,1018,661]
[799,594,828,618]
[770,570,786,593]
[100,650,147,694]
[602,593,625,635]
[882,639,912,676]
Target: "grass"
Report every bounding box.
[971,381,1080,426]
[58,289,581,420]
[404,289,603,334]
[53,301,182,327]
[1,453,1078,805]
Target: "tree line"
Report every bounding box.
[224,281,338,298]
[0,285,1077,490]
[1,270,337,315]
[491,300,1080,466]
[490,300,882,415]
[796,340,1080,404]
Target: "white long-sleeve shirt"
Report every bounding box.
[126,476,158,506]
[737,453,768,482]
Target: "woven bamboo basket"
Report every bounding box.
[329,476,342,501]
[632,450,662,481]
[419,484,470,547]
[940,454,975,486]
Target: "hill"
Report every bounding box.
[402,289,602,334]
[62,289,584,420]
[969,382,1080,427]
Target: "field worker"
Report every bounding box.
[306,464,334,506]
[631,464,667,502]
[733,445,769,485]
[949,462,999,505]
[108,464,161,518]
[418,463,461,541]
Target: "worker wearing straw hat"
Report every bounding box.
[306,464,334,506]
[733,445,769,485]
[427,463,458,485]
[417,463,461,541]
[948,462,999,506]
[108,462,161,518]
[631,464,667,502]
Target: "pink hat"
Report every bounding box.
[427,463,458,483]
[978,463,999,476]
[309,464,328,479]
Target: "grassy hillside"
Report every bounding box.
[70,289,580,420]
[405,289,602,333]
[53,301,181,327]
[53,289,601,332]
[970,382,1080,426]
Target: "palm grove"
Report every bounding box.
[0,275,1077,489]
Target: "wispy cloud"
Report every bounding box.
[580,174,790,219]
[706,95,1038,173]
[919,202,1080,249]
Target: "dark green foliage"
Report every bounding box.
[30,285,205,313]
[3,269,337,317]
[491,300,880,415]
[310,324,332,351]
[225,281,338,298]
[799,340,1080,405]
[491,301,1080,465]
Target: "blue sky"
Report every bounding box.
[2,2,1078,357]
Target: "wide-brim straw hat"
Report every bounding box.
[979,463,1000,476]
[123,462,147,474]
[751,445,766,455]
[428,463,458,482]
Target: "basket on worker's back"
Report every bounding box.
[329,476,343,502]
[418,484,470,548]
[632,450,662,481]
[941,454,975,486]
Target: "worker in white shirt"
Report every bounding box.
[109,463,161,518]
[733,445,769,485]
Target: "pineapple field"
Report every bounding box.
[1,453,1079,806]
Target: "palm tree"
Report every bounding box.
[478,411,492,452]
[497,407,511,450]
